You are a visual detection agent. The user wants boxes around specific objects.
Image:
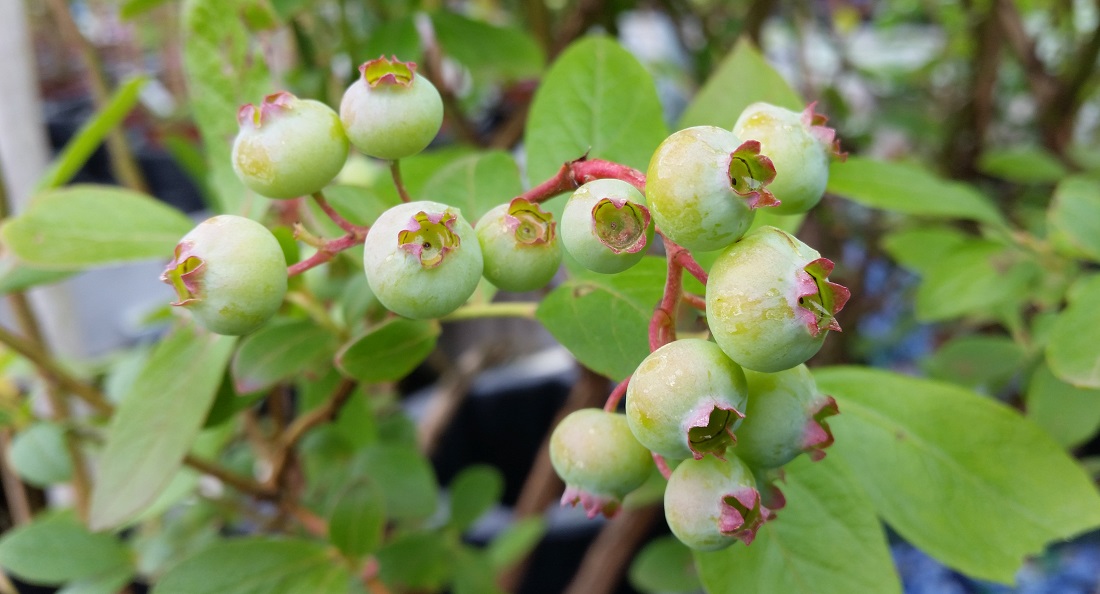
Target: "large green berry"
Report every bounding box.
[475,198,561,292]
[363,201,482,319]
[734,365,839,469]
[161,215,287,335]
[561,179,653,274]
[645,126,778,253]
[340,56,444,160]
[664,455,773,551]
[549,408,653,518]
[626,339,748,461]
[706,226,849,372]
[231,91,349,199]
[732,102,844,215]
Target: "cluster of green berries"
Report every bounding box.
[157,52,852,554]
[550,103,849,551]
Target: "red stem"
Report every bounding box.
[390,160,412,203]
[312,191,366,235]
[682,292,706,310]
[652,452,672,480]
[667,238,708,285]
[648,236,684,352]
[287,232,365,277]
[603,376,631,412]
[516,157,646,204]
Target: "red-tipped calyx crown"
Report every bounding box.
[728,140,780,209]
[591,198,651,254]
[360,55,417,88]
[237,91,296,129]
[802,101,847,161]
[795,257,850,337]
[505,198,556,245]
[399,210,461,268]
[160,242,205,306]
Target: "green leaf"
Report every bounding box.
[120,0,172,19]
[8,422,73,487]
[827,157,1006,226]
[183,0,272,216]
[914,239,1033,322]
[628,536,700,594]
[231,319,336,394]
[328,481,386,560]
[524,36,668,188]
[1047,274,1100,388]
[978,146,1069,184]
[486,517,546,570]
[0,512,132,585]
[37,76,147,190]
[353,444,439,521]
[0,256,75,295]
[678,37,802,129]
[453,547,505,594]
[90,324,236,530]
[536,257,665,381]
[376,532,453,591]
[1027,362,1100,448]
[1048,176,1100,262]
[152,538,350,594]
[336,318,440,383]
[362,16,421,64]
[431,12,544,82]
[881,225,971,275]
[448,464,504,532]
[420,151,525,222]
[57,566,135,594]
[816,366,1100,583]
[921,334,1026,394]
[696,455,900,594]
[0,185,194,269]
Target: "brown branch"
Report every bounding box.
[417,346,504,456]
[267,378,358,491]
[183,454,274,498]
[0,430,32,526]
[0,324,113,415]
[562,505,662,594]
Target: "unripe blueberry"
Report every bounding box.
[475,198,562,292]
[626,339,748,461]
[160,215,287,335]
[561,179,653,274]
[645,126,779,253]
[549,408,653,519]
[734,365,839,469]
[732,102,845,215]
[664,455,773,551]
[231,91,349,199]
[340,56,444,160]
[706,226,849,372]
[363,201,482,319]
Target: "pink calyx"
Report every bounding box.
[360,55,417,88]
[718,487,774,545]
[591,197,651,254]
[794,257,851,337]
[160,242,205,306]
[802,102,847,161]
[237,91,296,128]
[801,395,839,461]
[561,486,620,519]
[504,197,556,245]
[727,140,780,209]
[398,210,461,268]
[684,400,745,460]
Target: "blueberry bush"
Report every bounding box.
[2,1,1100,593]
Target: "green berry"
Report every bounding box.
[232,91,349,199]
[475,198,562,292]
[626,339,748,461]
[549,408,653,518]
[161,215,287,335]
[645,126,778,253]
[706,226,849,372]
[561,179,653,274]
[664,455,773,551]
[363,201,482,319]
[732,102,845,215]
[340,56,444,160]
[734,365,839,469]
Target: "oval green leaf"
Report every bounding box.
[152,538,349,594]
[1048,176,1100,263]
[1027,362,1100,448]
[231,318,337,394]
[336,318,440,383]
[8,422,73,487]
[448,464,504,532]
[328,481,386,560]
[0,511,132,585]
[816,366,1100,583]
[1047,274,1100,389]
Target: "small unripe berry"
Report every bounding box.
[475,198,562,292]
[626,339,748,461]
[645,126,778,253]
[664,455,773,551]
[232,91,349,199]
[706,226,849,372]
[340,56,444,160]
[561,179,653,274]
[161,215,288,335]
[732,102,845,215]
[363,201,482,319]
[734,365,839,469]
[549,408,653,519]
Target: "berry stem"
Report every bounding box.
[312,191,366,235]
[439,301,539,321]
[517,157,646,204]
[682,292,706,310]
[287,232,365,277]
[603,375,631,412]
[390,159,413,203]
[652,452,672,480]
[666,237,708,285]
[649,235,685,351]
